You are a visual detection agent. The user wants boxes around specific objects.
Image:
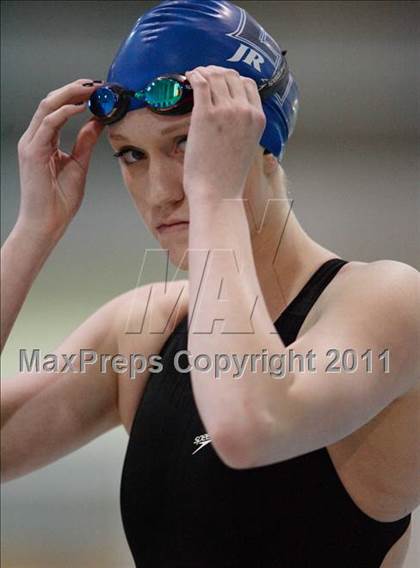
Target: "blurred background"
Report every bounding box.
[1,1,419,566]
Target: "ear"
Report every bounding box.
[262,149,279,177]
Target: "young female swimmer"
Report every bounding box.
[1,1,419,566]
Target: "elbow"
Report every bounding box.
[209,419,265,470]
[209,406,292,469]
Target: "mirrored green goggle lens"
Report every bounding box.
[135,78,183,109]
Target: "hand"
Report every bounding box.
[183,65,266,202]
[16,79,105,239]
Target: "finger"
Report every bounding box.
[23,79,102,142]
[29,103,89,154]
[185,70,214,109]
[195,66,231,106]
[223,70,249,103]
[71,118,105,171]
[242,77,264,111]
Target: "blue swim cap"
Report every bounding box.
[107,0,299,162]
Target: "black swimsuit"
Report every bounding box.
[120,258,411,567]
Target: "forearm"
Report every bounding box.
[1,222,60,352]
[187,196,289,459]
[188,196,264,328]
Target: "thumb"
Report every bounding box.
[71,118,105,171]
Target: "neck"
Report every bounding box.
[249,179,338,322]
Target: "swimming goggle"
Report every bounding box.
[88,55,290,125]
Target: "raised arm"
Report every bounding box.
[1,77,104,351]
[1,77,108,481]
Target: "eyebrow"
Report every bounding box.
[108,121,189,142]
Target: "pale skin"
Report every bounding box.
[1,68,419,567]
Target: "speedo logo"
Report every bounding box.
[192,433,212,455]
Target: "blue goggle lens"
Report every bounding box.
[88,86,119,117]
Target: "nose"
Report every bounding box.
[147,157,185,206]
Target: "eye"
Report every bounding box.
[113,135,188,166]
[113,147,144,165]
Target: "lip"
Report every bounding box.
[157,221,189,234]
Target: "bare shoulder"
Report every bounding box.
[112,278,189,336]
[300,258,420,344]
[324,258,419,304]
[111,279,189,432]
[334,258,418,375]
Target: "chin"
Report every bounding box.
[166,246,189,272]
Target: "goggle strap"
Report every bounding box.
[258,58,290,100]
